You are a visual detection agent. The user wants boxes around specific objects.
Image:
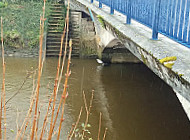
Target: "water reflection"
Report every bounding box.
[0,57,189,140]
[99,64,190,140]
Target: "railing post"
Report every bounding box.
[152,0,161,40]
[99,0,102,8]
[110,0,114,15]
[126,0,131,24]
[188,28,190,44]
[91,0,93,3]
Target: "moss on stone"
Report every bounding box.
[97,15,105,28]
[175,72,184,77]
[140,53,147,64]
[114,28,125,40]
[178,74,184,77]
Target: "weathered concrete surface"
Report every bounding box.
[80,16,98,58]
[69,0,140,63]
[70,0,190,120]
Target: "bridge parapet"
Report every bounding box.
[91,0,190,49]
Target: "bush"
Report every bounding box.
[0,2,8,8]
[4,30,23,48]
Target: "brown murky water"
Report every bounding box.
[0,57,190,140]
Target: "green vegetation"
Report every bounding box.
[56,18,66,32]
[0,0,51,48]
[74,123,93,139]
[0,2,8,8]
[97,15,105,28]
[175,72,184,77]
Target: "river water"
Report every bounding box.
[0,57,190,140]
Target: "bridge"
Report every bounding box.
[68,0,190,120]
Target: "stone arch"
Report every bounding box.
[101,35,140,64]
[105,38,122,48]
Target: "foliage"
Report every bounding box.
[54,18,65,32]
[4,30,23,48]
[74,123,93,140]
[97,15,105,28]
[0,2,8,8]
[0,0,51,48]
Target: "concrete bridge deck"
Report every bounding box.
[70,0,190,120]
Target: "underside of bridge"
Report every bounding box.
[69,0,190,120]
[101,43,140,64]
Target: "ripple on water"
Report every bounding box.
[0,58,189,140]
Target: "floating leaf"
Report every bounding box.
[87,124,91,128]
[87,131,91,134]
[81,123,85,128]
[10,129,14,133]
[85,129,89,132]
[75,128,79,132]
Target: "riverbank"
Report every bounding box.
[0,1,50,49]
[0,47,38,57]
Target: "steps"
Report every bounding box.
[46,3,65,57]
[46,8,96,57]
[46,4,81,57]
[68,11,82,57]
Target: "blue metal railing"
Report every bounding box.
[89,0,190,48]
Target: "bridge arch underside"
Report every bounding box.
[101,39,140,63]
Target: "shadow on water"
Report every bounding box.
[96,63,190,140]
[0,57,189,140]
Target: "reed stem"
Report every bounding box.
[31,0,46,139]
[48,1,70,139]
[68,107,83,140]
[68,124,75,139]
[4,74,31,106]
[97,112,102,140]
[56,39,72,140]
[16,71,37,140]
[39,93,53,140]
[49,1,69,137]
[35,110,41,140]
[1,16,6,140]
[81,91,94,139]
[0,16,3,140]
[102,128,108,140]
